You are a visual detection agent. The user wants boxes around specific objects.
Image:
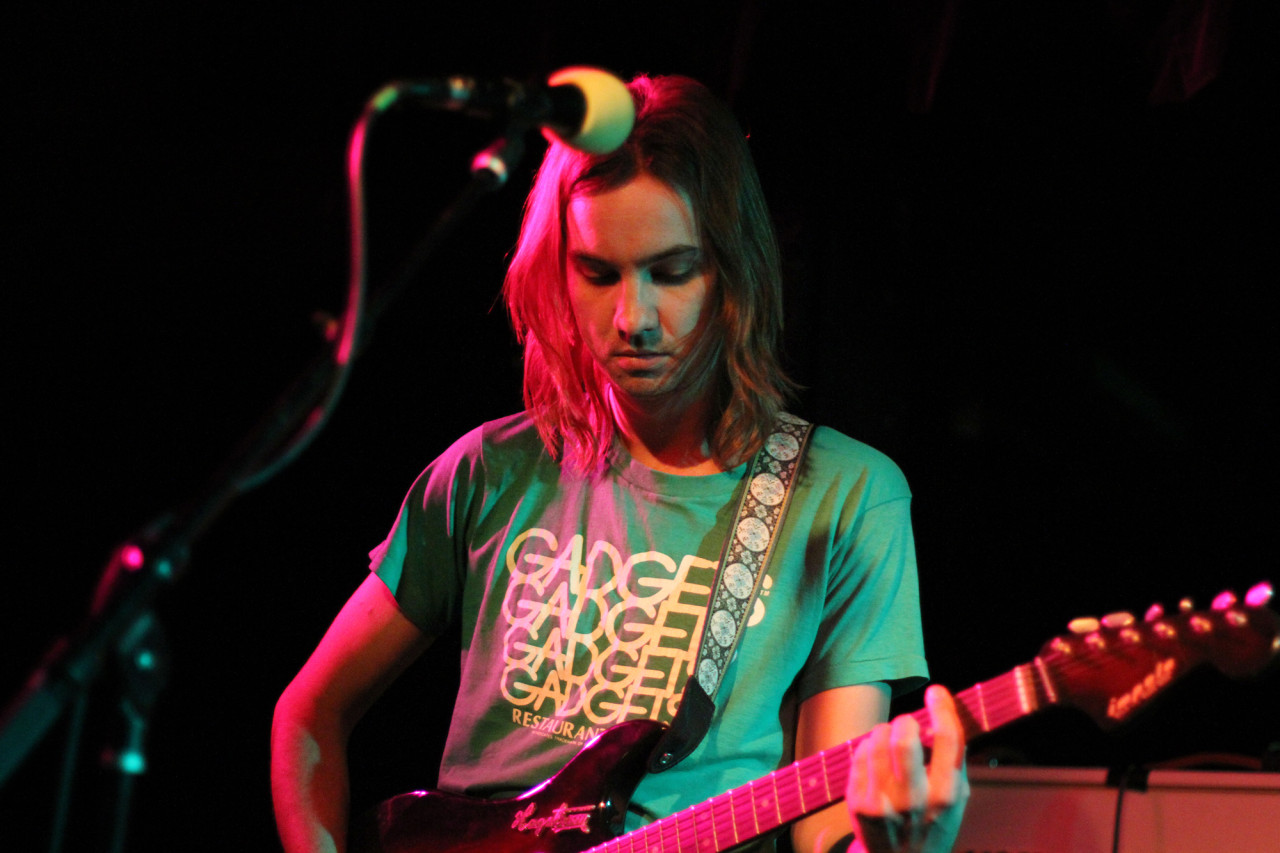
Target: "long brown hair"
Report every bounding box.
[504,74,795,474]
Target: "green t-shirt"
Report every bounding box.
[371,412,927,838]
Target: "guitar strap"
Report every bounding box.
[648,414,815,773]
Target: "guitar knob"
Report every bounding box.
[1245,582,1274,608]
[1102,611,1135,629]
[1068,617,1100,635]
[1212,591,1237,611]
[1144,603,1165,622]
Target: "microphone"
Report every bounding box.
[399,67,635,154]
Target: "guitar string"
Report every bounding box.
[585,611,1253,852]
[586,662,1113,853]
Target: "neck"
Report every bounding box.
[607,387,722,475]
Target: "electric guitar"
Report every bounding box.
[351,584,1279,852]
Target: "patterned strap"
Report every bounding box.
[649,414,815,772]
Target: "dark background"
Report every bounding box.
[4,2,1276,850]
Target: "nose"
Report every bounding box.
[614,275,658,345]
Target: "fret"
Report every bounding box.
[777,761,798,817]
[750,774,765,832]
[738,778,759,839]
[700,800,716,853]
[726,787,740,848]
[693,802,714,853]
[618,822,637,853]
[819,748,834,804]
[692,806,705,853]
[746,776,761,838]
[788,758,808,814]
[771,770,783,827]
[724,789,740,848]
[753,772,777,832]
[1033,654,1059,703]
[804,752,833,813]
[974,681,990,731]
[773,768,794,827]
[1013,664,1037,718]
[677,805,701,853]
[708,791,723,851]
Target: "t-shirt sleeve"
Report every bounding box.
[368,426,487,633]
[796,453,929,701]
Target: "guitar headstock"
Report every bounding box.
[1036,582,1279,731]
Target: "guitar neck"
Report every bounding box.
[939,658,1055,744]
[583,590,1280,853]
[588,660,1049,853]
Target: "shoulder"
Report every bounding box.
[406,412,551,500]
[802,424,911,506]
[437,411,547,466]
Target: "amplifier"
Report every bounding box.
[953,765,1280,853]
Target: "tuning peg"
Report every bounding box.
[1144,603,1164,622]
[1068,617,1100,635]
[1245,582,1274,608]
[1212,591,1237,611]
[1102,611,1135,629]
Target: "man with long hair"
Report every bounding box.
[272,74,967,853]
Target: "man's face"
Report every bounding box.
[565,174,715,407]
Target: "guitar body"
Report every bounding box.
[351,719,666,853]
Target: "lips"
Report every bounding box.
[612,351,669,372]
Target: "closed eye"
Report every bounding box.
[651,265,698,285]
[569,247,703,287]
[572,258,620,285]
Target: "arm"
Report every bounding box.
[791,683,891,853]
[791,684,969,853]
[271,573,435,853]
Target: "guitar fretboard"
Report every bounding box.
[586,660,1052,853]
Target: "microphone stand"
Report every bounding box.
[0,87,528,852]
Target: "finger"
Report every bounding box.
[887,713,927,813]
[847,723,893,815]
[847,730,873,811]
[924,685,969,813]
[888,713,922,779]
[924,685,966,770]
[865,722,896,815]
